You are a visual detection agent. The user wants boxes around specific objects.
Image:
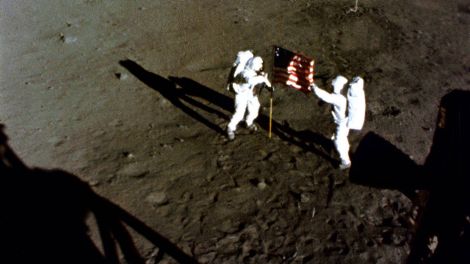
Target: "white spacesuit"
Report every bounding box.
[347,77,366,131]
[311,75,365,169]
[227,55,271,140]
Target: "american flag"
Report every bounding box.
[272,46,314,94]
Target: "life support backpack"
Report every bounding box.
[347,77,366,130]
[227,50,254,93]
[233,50,254,78]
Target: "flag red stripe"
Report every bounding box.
[272,47,314,94]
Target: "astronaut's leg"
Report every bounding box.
[335,138,351,169]
[227,94,248,139]
[334,124,351,169]
[245,95,260,131]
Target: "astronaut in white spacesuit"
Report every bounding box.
[227,52,272,140]
[310,75,365,169]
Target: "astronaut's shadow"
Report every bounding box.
[349,90,470,263]
[120,59,337,165]
[349,132,426,198]
[119,60,228,134]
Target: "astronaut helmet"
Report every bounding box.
[247,56,264,72]
[331,75,348,94]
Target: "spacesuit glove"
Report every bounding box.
[308,84,317,92]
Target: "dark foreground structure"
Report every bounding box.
[0,125,197,264]
[350,90,470,263]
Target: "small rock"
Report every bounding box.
[282,161,294,170]
[207,192,218,203]
[115,72,128,80]
[92,130,105,137]
[289,145,303,154]
[240,240,255,259]
[117,163,148,178]
[359,252,375,262]
[218,219,241,234]
[146,191,168,206]
[159,99,171,108]
[145,248,160,264]
[199,252,216,264]
[300,192,311,203]
[65,36,78,43]
[382,106,401,117]
[428,235,438,253]
[59,33,78,44]
[122,151,135,159]
[109,119,123,127]
[88,180,101,187]
[181,192,193,202]
[206,173,215,182]
[157,205,170,217]
[334,179,345,187]
[217,235,240,254]
[160,143,173,149]
[222,164,232,171]
[259,149,268,159]
[392,232,407,246]
[48,137,64,147]
[257,181,267,190]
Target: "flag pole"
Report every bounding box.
[269,45,276,139]
[269,88,273,139]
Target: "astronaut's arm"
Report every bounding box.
[249,75,271,87]
[312,85,337,104]
[263,73,272,88]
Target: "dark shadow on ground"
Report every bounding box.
[349,132,426,199]
[349,90,470,263]
[119,60,226,134]
[0,124,197,264]
[169,76,336,161]
[120,59,337,166]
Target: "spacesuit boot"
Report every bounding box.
[247,124,258,132]
[339,160,351,170]
[227,128,235,140]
